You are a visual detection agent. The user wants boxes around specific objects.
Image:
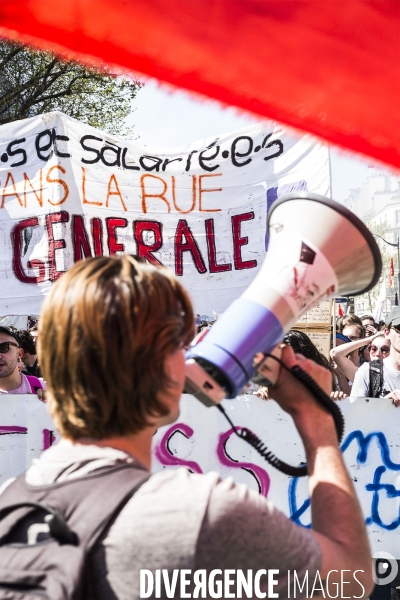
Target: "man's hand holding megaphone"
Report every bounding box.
[269,344,333,424]
[267,346,373,597]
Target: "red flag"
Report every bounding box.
[0,1,399,168]
[338,304,344,317]
[389,258,394,288]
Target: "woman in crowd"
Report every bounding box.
[330,330,390,384]
[336,313,364,333]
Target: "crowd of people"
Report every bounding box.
[0,258,399,597]
[332,310,400,405]
[194,313,400,414]
[2,306,400,407]
[194,308,400,407]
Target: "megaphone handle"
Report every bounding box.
[216,363,345,478]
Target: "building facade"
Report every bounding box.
[343,167,400,317]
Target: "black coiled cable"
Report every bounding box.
[217,355,345,478]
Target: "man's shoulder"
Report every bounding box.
[139,468,274,510]
[382,362,400,390]
[382,363,400,376]
[113,468,223,522]
[101,468,231,563]
[15,373,33,393]
[114,467,275,534]
[131,467,235,514]
[0,373,32,395]
[141,467,221,497]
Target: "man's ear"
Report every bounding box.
[18,348,24,360]
[384,327,390,339]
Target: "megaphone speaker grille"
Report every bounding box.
[268,192,382,296]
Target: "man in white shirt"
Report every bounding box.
[0,326,32,394]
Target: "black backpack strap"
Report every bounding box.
[0,464,150,550]
[369,359,383,398]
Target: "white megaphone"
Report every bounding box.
[185,192,382,406]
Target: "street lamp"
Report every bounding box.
[373,233,400,300]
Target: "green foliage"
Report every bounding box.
[0,39,143,136]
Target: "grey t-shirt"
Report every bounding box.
[351,361,400,397]
[1,440,321,599]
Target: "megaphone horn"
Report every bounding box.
[185,192,382,405]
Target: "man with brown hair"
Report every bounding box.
[0,256,373,598]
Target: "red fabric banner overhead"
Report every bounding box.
[0,0,399,168]
[389,257,395,288]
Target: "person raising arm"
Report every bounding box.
[330,330,388,382]
[351,307,400,405]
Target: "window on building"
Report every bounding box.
[395,209,400,225]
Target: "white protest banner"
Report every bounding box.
[0,112,329,315]
[152,396,400,557]
[0,396,57,484]
[1,395,399,556]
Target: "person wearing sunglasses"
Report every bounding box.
[0,326,42,395]
[351,307,400,405]
[368,335,390,359]
[0,326,30,394]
